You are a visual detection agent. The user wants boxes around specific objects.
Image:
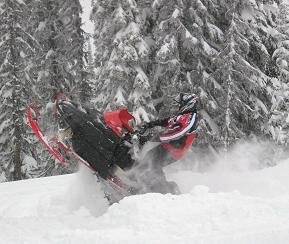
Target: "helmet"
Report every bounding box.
[177,93,198,113]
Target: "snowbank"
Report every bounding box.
[1,176,289,243]
[1,142,289,243]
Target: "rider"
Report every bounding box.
[133,93,198,194]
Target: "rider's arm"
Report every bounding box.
[138,117,169,135]
[146,117,169,128]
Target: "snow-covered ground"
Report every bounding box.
[1,142,289,244]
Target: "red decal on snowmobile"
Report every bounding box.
[56,139,94,170]
[26,107,68,165]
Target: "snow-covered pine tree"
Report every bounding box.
[268,0,289,145]
[236,0,279,78]
[92,0,131,109]
[128,0,157,122]
[33,0,86,101]
[268,76,289,145]
[0,0,40,181]
[233,0,289,146]
[182,0,224,144]
[26,0,86,177]
[92,0,155,122]
[212,14,241,148]
[212,3,270,148]
[152,0,199,116]
[58,0,91,104]
[32,0,64,99]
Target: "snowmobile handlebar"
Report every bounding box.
[136,125,149,135]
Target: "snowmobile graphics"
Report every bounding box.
[27,99,197,202]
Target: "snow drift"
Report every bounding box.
[1,141,289,243]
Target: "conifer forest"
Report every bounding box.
[1,0,289,182]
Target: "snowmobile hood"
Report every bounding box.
[104,109,135,137]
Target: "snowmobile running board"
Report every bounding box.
[26,106,135,200]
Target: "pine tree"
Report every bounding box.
[33,0,86,101]
[92,0,155,122]
[59,0,90,103]
[268,0,289,144]
[152,0,199,116]
[23,0,85,177]
[183,0,224,143]
[212,3,271,148]
[0,0,40,181]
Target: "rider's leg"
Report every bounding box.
[136,145,180,194]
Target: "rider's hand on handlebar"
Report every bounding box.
[138,124,149,135]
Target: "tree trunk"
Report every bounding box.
[12,123,22,180]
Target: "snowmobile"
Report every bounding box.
[26,96,198,203]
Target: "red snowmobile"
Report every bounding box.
[27,95,198,203]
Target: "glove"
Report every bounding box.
[138,124,150,135]
[138,120,161,135]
